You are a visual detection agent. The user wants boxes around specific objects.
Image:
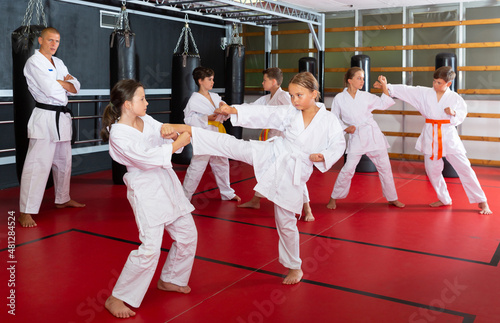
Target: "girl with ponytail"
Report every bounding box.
[101,79,197,319]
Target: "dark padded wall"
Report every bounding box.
[0,0,226,189]
[1,1,225,90]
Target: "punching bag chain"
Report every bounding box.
[115,4,131,32]
[173,14,199,56]
[21,0,47,33]
[110,3,133,48]
[229,23,242,45]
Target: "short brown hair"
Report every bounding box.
[263,67,283,86]
[193,66,214,87]
[434,66,456,83]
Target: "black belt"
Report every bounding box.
[35,101,76,144]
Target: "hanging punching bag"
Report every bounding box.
[351,54,370,91]
[435,53,459,178]
[110,30,136,87]
[350,54,377,173]
[299,57,317,78]
[12,25,46,183]
[170,18,201,165]
[109,7,137,185]
[224,44,245,139]
[170,53,200,164]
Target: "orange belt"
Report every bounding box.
[425,119,450,160]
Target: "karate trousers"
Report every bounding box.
[183,155,236,201]
[19,138,72,214]
[112,213,197,308]
[331,149,398,201]
[424,153,487,205]
[191,127,302,269]
[256,185,310,212]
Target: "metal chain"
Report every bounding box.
[21,0,35,27]
[173,26,186,53]
[188,27,199,54]
[184,26,189,53]
[173,15,199,55]
[114,5,131,31]
[35,0,47,27]
[21,0,47,34]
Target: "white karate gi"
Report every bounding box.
[251,87,291,139]
[109,115,197,308]
[191,104,345,269]
[20,49,81,213]
[330,88,399,201]
[388,84,487,204]
[182,92,236,201]
[251,89,310,204]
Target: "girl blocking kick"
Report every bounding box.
[327,67,405,209]
[100,80,197,318]
[165,72,346,284]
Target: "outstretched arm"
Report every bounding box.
[161,123,192,136]
[215,102,238,115]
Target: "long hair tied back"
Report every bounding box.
[100,79,143,142]
[289,72,321,102]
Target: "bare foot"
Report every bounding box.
[478,202,492,215]
[302,202,315,222]
[105,295,136,318]
[18,213,37,228]
[237,196,261,209]
[282,268,303,285]
[230,195,241,202]
[388,200,405,208]
[55,199,86,209]
[326,198,337,210]
[157,279,191,294]
[429,201,450,207]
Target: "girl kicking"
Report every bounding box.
[165,72,346,284]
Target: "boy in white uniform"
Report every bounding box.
[182,66,240,202]
[378,66,492,214]
[240,68,315,221]
[19,27,85,228]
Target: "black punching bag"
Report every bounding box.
[170,53,200,164]
[299,57,317,78]
[350,54,377,173]
[224,44,245,139]
[435,53,459,178]
[12,25,46,183]
[351,54,370,92]
[110,27,137,184]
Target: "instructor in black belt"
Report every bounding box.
[19,27,85,228]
